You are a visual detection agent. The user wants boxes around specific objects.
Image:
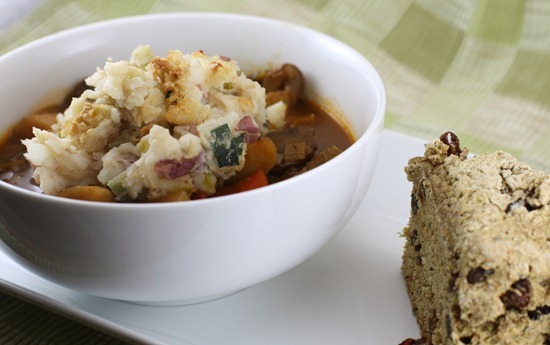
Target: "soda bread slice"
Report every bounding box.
[402,132,550,345]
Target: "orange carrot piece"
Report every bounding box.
[229,137,277,183]
[213,170,269,197]
[191,190,208,200]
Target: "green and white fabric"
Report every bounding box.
[2,0,550,171]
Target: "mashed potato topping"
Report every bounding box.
[23,45,286,201]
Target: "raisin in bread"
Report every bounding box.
[402,132,550,345]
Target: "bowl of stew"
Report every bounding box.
[0,13,385,305]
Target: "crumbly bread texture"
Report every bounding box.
[402,132,550,345]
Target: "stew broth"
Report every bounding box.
[0,63,355,202]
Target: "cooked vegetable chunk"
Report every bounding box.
[0,47,354,203]
[57,186,116,202]
[266,126,317,170]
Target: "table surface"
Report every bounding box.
[2,0,550,343]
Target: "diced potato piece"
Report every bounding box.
[230,137,277,182]
[0,130,9,148]
[151,190,191,203]
[57,186,116,202]
[11,113,58,140]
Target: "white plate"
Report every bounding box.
[0,130,422,345]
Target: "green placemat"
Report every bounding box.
[0,292,129,344]
[2,0,550,171]
[1,0,550,343]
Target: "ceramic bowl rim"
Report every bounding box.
[0,12,386,209]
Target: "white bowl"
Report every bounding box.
[0,13,385,305]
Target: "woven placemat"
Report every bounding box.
[0,292,129,344]
[1,0,550,343]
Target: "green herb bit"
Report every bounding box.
[211,124,245,167]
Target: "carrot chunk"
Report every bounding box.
[229,137,277,183]
[213,170,269,197]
